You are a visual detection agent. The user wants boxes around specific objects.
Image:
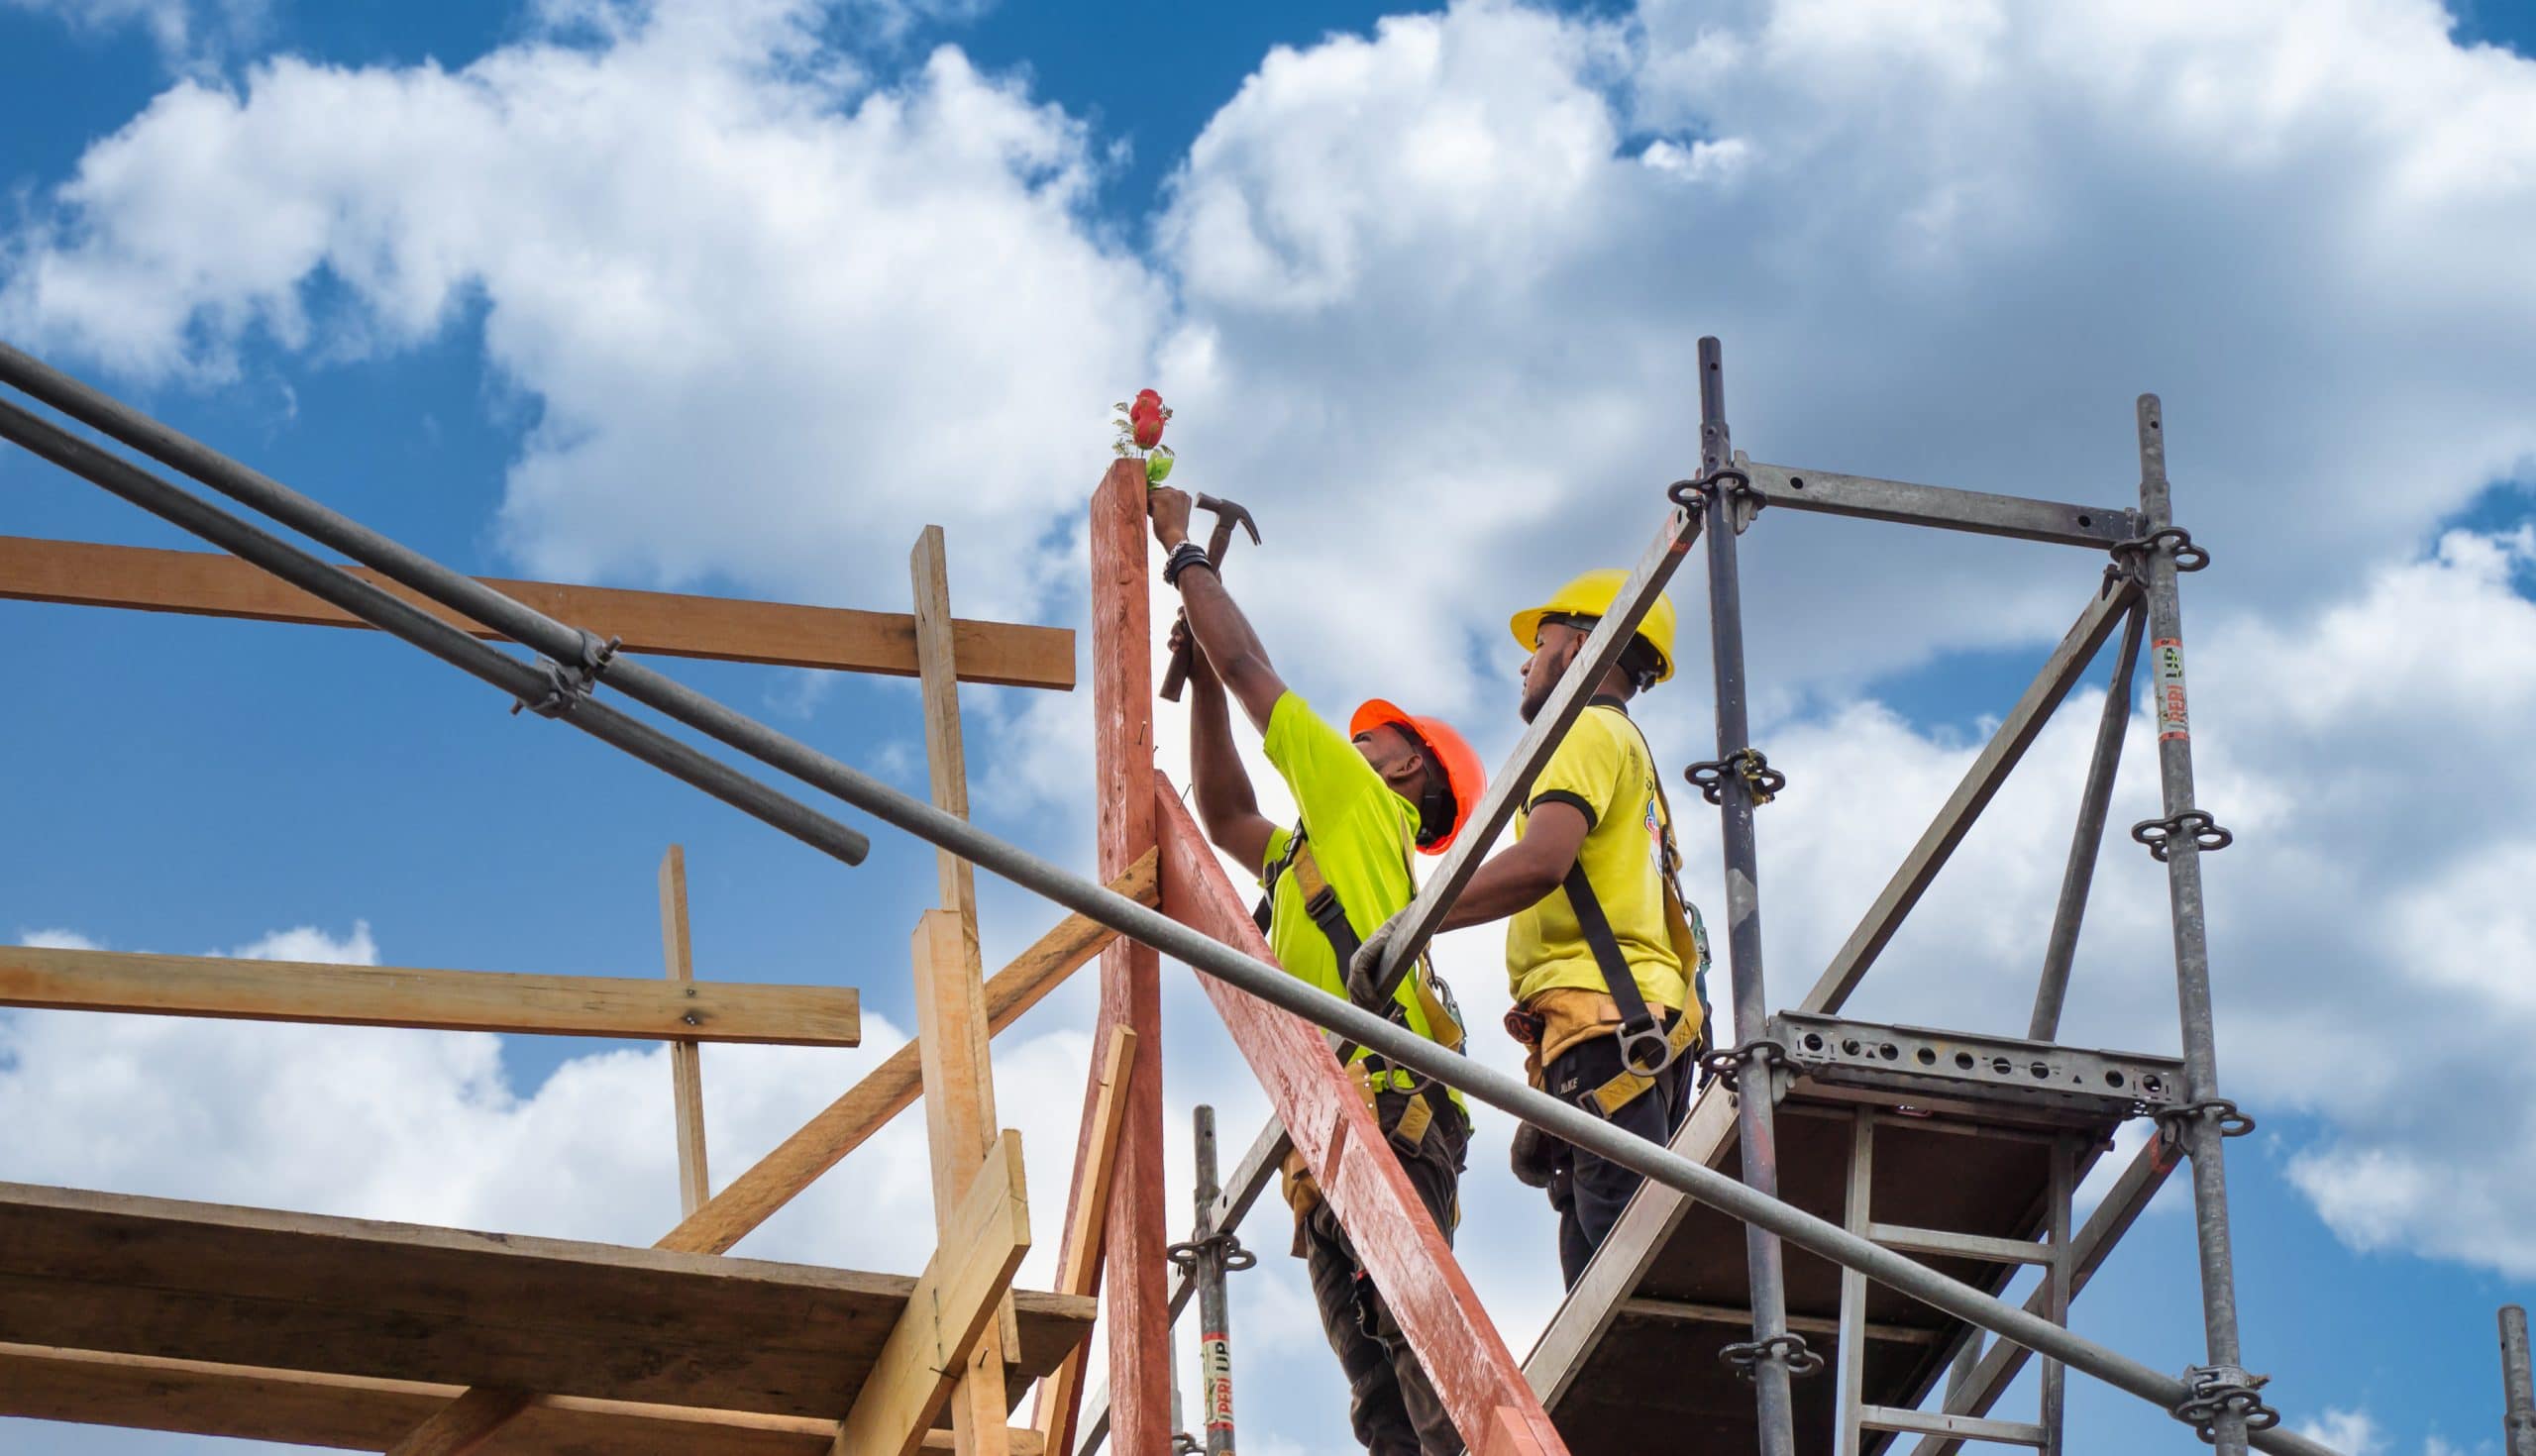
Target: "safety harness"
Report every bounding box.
[1512,702,1714,1120]
[1255,826,1467,1155]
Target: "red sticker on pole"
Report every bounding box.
[2154,637,2189,742]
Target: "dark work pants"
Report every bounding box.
[1543,1033,1693,1288]
[1300,1089,1470,1456]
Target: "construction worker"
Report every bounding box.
[1363,570,1710,1288]
[1148,484,1485,1456]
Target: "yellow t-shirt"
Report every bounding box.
[1506,702,1690,1014]
[1258,692,1463,1108]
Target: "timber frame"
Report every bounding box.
[0,334,2365,1456]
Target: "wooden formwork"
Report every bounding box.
[0,533,1110,1456]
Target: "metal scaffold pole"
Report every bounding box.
[2503,1305,2536,1456]
[1696,335,1809,1450]
[2133,393,2272,1450]
[1169,1105,1249,1456]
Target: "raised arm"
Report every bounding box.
[1150,487,1287,732]
[1180,621,1277,872]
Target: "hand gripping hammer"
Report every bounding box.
[1158,492,1261,702]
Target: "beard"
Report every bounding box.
[1519,678,1551,724]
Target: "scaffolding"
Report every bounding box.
[0,333,2469,1455]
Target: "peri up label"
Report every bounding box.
[2154,638,2188,742]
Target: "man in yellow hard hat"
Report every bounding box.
[1372,570,1712,1287]
[1149,484,1484,1456]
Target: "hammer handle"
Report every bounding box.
[1157,523,1236,702]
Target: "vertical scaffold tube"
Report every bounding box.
[2137,394,2259,1455]
[1191,1106,1237,1456]
[1700,335,1803,1454]
[2502,1305,2536,1456]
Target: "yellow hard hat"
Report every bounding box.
[1509,570,1678,683]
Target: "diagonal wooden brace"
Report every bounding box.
[1153,779,1568,1456]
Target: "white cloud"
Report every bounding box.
[16,927,104,951]
[218,918,379,965]
[1136,0,2536,731]
[2299,1407,2387,1456]
[2,0,268,67]
[1,0,1160,622]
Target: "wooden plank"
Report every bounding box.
[1066,457,1171,1456]
[1154,782,1570,1456]
[660,845,711,1216]
[0,534,1076,689]
[911,910,1012,1456]
[909,523,1016,1456]
[832,1131,1032,1456]
[0,1342,1047,1454]
[1032,1025,1137,1456]
[368,867,1152,1456]
[912,524,982,921]
[0,1180,1088,1419]
[1800,580,2137,1015]
[0,942,860,1047]
[389,1387,538,1456]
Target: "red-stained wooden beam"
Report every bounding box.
[1042,460,1172,1456]
[1153,780,1569,1456]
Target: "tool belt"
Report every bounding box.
[1507,711,1713,1121]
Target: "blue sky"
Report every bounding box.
[5,1,2536,1453]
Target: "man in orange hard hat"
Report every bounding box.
[1364,569,1712,1288]
[1150,484,1485,1456]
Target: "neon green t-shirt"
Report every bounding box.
[1258,692,1462,1102]
[1506,703,1690,1014]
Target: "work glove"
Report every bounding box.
[1345,911,1404,1011]
[1509,1120,1558,1190]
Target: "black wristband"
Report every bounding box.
[1163,541,1215,588]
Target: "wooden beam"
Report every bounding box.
[659,845,711,1217]
[0,942,860,1046]
[1031,1025,1137,1456]
[912,524,982,922]
[0,1343,1047,1454]
[370,861,1153,1456]
[0,1180,1089,1418]
[909,523,1016,1455]
[912,909,1012,1456]
[832,1131,1032,1456]
[0,534,1076,689]
[1154,782,1570,1456]
[1067,458,1172,1456]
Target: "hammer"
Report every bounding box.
[1158,492,1262,702]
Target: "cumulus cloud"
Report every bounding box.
[2299,1407,2387,1455]
[8,0,2536,1445]
[1,0,1160,620]
[15,927,104,951]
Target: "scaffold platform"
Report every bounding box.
[1531,1020,2186,1454]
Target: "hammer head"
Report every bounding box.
[1193,491,1262,547]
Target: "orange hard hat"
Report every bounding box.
[1350,699,1487,855]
